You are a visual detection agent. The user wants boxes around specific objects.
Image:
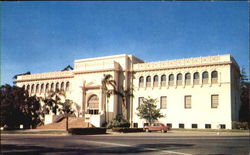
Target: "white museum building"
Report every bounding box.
[16,54,241,129]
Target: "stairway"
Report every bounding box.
[37,117,94,129]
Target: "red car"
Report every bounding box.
[144,123,170,133]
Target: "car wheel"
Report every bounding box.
[146,129,149,132]
[161,129,165,133]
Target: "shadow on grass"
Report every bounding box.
[1,143,194,154]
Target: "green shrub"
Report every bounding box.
[68,128,107,135]
[107,114,130,128]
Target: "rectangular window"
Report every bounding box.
[205,124,211,129]
[211,95,219,108]
[185,95,192,109]
[192,124,198,128]
[167,123,172,128]
[138,97,144,107]
[133,123,138,128]
[143,123,149,127]
[220,124,226,129]
[179,123,184,128]
[160,96,167,109]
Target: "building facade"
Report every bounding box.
[16,54,241,129]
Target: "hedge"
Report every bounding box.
[68,128,107,135]
[112,127,144,133]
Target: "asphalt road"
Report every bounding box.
[1,132,249,155]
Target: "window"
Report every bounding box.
[192,124,198,128]
[146,76,151,87]
[138,97,144,107]
[45,83,49,92]
[51,83,54,91]
[36,84,39,93]
[193,72,199,85]
[202,71,208,84]
[56,82,59,90]
[66,82,70,91]
[179,124,184,128]
[211,71,218,84]
[177,73,182,86]
[139,76,144,88]
[27,85,30,92]
[167,123,172,128]
[61,82,64,90]
[169,74,174,86]
[211,95,219,108]
[133,123,138,128]
[31,84,34,93]
[205,124,211,129]
[185,73,191,85]
[153,75,158,87]
[160,96,167,109]
[161,75,166,86]
[88,95,99,115]
[144,123,149,127]
[185,95,192,109]
[40,84,44,93]
[220,124,226,129]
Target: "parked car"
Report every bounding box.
[144,123,170,133]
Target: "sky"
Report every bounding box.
[1,1,249,85]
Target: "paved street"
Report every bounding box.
[1,131,249,155]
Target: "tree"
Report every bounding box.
[239,67,250,123]
[43,89,66,115]
[61,65,73,71]
[136,97,164,125]
[0,84,41,129]
[115,86,134,120]
[59,99,74,131]
[102,74,116,124]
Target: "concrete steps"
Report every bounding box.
[37,117,94,129]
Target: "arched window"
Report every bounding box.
[45,83,49,92]
[36,84,39,93]
[185,73,191,85]
[27,85,30,92]
[211,71,218,83]
[51,83,54,91]
[88,95,99,115]
[56,82,59,90]
[40,84,44,93]
[153,75,158,87]
[139,76,144,88]
[177,73,182,86]
[161,75,166,86]
[31,84,35,93]
[146,76,151,87]
[66,82,70,91]
[202,71,208,84]
[169,74,174,86]
[61,82,64,90]
[193,72,199,85]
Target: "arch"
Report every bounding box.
[153,75,158,87]
[50,83,54,91]
[185,73,191,85]
[66,81,70,91]
[202,71,209,84]
[161,74,166,86]
[36,84,39,93]
[211,71,218,83]
[139,76,144,88]
[168,74,174,86]
[87,95,99,115]
[146,76,151,87]
[27,85,30,92]
[61,82,64,90]
[56,82,59,90]
[177,73,182,86]
[193,72,199,85]
[45,83,49,92]
[40,84,44,93]
[31,84,35,93]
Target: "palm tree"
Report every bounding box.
[44,89,66,115]
[115,86,134,120]
[102,74,116,124]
